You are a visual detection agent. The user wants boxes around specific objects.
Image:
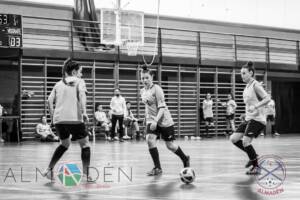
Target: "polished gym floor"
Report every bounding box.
[0,134,299,200]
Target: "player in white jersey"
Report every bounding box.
[218,93,237,135]
[264,91,280,136]
[202,93,214,137]
[140,66,190,176]
[230,61,271,175]
[43,58,91,181]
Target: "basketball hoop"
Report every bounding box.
[123,41,139,56]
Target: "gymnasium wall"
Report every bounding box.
[1,0,300,138]
[0,0,299,71]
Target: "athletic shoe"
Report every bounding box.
[245,160,252,168]
[0,138,5,143]
[81,174,94,183]
[114,136,119,141]
[246,166,261,175]
[274,132,280,136]
[260,132,265,136]
[119,138,124,142]
[147,168,162,176]
[123,135,130,140]
[42,168,54,180]
[184,155,190,168]
[245,156,259,168]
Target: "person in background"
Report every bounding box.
[124,101,141,140]
[94,104,111,140]
[261,91,280,136]
[36,116,59,142]
[110,88,126,142]
[202,93,214,137]
[218,93,237,135]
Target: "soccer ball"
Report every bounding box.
[179,167,195,184]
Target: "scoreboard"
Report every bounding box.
[0,14,22,48]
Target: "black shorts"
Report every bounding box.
[146,124,175,141]
[226,114,235,120]
[266,115,275,122]
[204,117,213,123]
[236,120,265,138]
[55,123,88,140]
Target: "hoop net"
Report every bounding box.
[123,41,140,56]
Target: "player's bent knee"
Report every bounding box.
[242,136,252,147]
[229,134,236,143]
[229,133,241,143]
[146,134,156,147]
[78,136,90,148]
[61,139,71,148]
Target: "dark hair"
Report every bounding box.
[140,66,155,76]
[62,58,81,78]
[40,115,46,121]
[126,101,131,104]
[242,61,255,77]
[95,104,102,111]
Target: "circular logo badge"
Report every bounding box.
[256,155,286,190]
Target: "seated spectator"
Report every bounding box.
[124,101,141,140]
[36,116,59,142]
[94,104,111,140]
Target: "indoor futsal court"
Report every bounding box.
[0,136,300,199]
[1,0,300,199]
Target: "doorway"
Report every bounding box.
[272,80,300,133]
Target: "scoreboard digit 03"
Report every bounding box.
[0,14,22,48]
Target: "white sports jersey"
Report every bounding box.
[265,99,275,116]
[243,80,267,124]
[48,77,87,124]
[226,100,237,115]
[203,99,213,118]
[141,84,174,127]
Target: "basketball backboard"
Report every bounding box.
[100,8,144,46]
